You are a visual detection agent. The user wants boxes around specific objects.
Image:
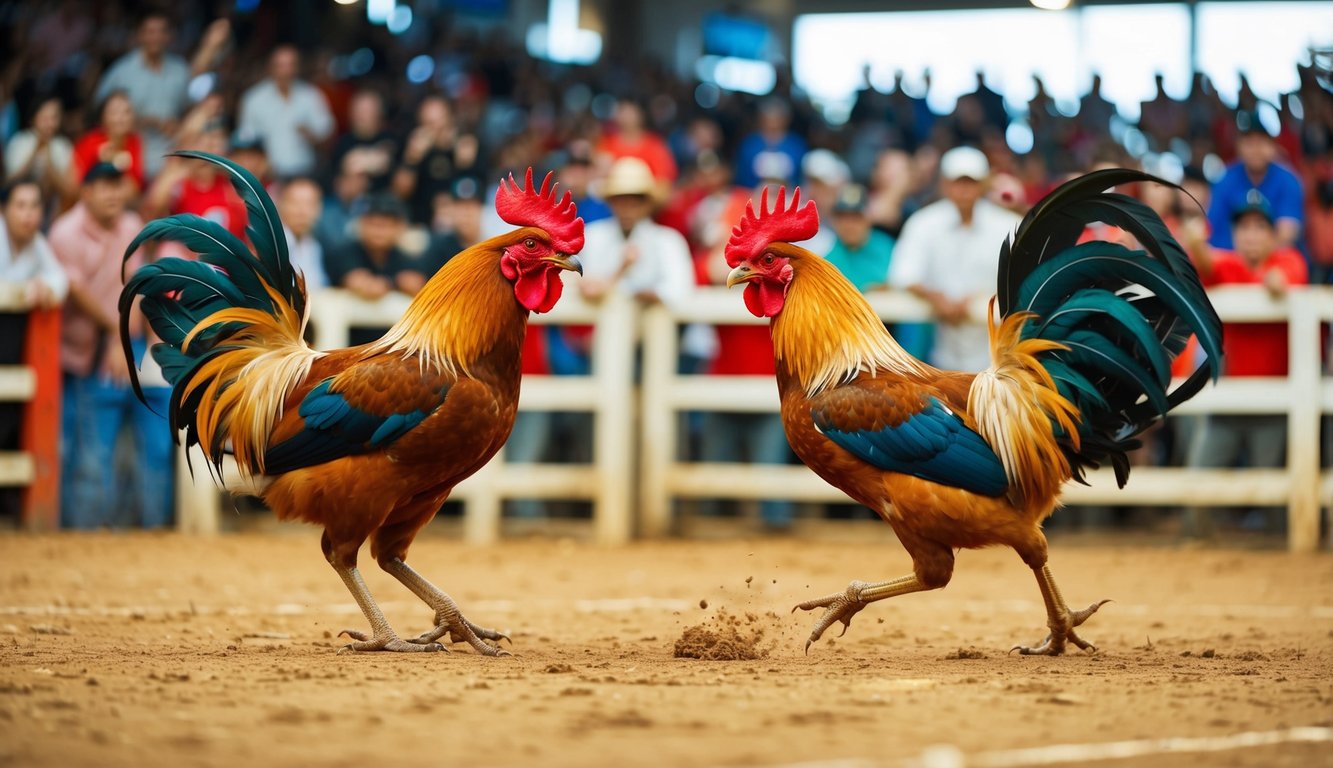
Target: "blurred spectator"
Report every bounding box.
[889,146,1020,371]
[237,46,333,180]
[142,121,247,240]
[578,157,693,308]
[865,148,914,239]
[595,98,677,194]
[279,177,328,291]
[4,95,75,210]
[326,193,424,298]
[554,140,611,224]
[797,148,849,256]
[318,168,370,250]
[229,132,272,190]
[0,179,68,499]
[825,184,893,292]
[1139,73,1189,151]
[72,90,144,192]
[329,89,398,192]
[94,12,218,179]
[0,179,67,310]
[394,94,479,226]
[325,193,444,344]
[986,172,1029,215]
[49,163,172,529]
[1207,110,1304,251]
[735,99,807,190]
[1183,196,1309,538]
[1077,73,1118,137]
[964,70,1009,133]
[438,174,485,250]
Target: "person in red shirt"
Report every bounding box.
[1183,194,1308,539]
[141,121,248,242]
[71,91,145,193]
[595,99,677,198]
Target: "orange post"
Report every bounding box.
[21,308,61,531]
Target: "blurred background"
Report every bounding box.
[0,0,1330,545]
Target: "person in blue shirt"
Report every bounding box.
[734,99,807,190]
[1207,110,1304,251]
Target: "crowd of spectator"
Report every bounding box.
[1,2,1329,535]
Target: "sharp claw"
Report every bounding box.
[804,639,812,656]
[339,629,369,642]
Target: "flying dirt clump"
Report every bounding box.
[673,610,771,660]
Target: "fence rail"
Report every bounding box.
[175,284,1333,552]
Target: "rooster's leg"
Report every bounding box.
[794,574,930,653]
[378,558,511,657]
[333,564,444,653]
[1011,564,1110,656]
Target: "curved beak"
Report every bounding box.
[544,253,584,276]
[726,264,756,288]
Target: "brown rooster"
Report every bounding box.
[724,175,1222,654]
[120,153,584,654]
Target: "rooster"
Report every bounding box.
[119,153,584,654]
[724,172,1222,655]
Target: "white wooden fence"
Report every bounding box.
[176,289,637,545]
[177,285,1333,552]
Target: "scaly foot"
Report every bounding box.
[1011,599,1110,656]
[337,629,444,654]
[408,604,511,657]
[794,580,874,654]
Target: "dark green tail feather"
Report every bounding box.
[1002,170,1223,487]
[119,151,305,477]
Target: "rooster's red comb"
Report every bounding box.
[495,168,585,253]
[724,186,819,267]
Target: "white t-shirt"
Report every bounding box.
[577,218,695,309]
[889,198,1020,371]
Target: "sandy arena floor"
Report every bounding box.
[0,530,1330,768]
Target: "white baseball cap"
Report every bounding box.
[939,146,990,181]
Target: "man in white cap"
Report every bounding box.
[888,145,1020,371]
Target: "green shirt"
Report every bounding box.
[825,228,896,293]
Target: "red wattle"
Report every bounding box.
[743,280,786,318]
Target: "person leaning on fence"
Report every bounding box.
[0,178,68,519]
[49,162,174,530]
[1181,194,1309,540]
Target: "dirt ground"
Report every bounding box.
[1,529,1331,768]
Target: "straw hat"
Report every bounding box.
[601,157,657,198]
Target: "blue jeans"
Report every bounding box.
[700,412,795,528]
[61,359,174,530]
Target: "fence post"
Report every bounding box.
[20,308,60,531]
[591,292,635,545]
[638,305,676,537]
[1287,291,1321,552]
[461,459,501,546]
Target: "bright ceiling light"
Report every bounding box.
[334,0,358,5]
[1030,0,1071,9]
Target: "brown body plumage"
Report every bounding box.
[122,156,584,654]
[724,175,1221,655]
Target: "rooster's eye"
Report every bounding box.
[524,238,537,250]
[763,253,775,265]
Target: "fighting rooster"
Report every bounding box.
[119,153,583,654]
[725,171,1222,654]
